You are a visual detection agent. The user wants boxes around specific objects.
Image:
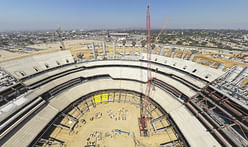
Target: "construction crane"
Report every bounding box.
[139,4,170,137]
[154,18,170,44]
[56,25,66,50]
[139,4,154,137]
[150,18,170,54]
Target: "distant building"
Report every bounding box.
[243,35,248,41]
[109,33,129,41]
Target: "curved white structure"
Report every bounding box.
[0,50,246,147]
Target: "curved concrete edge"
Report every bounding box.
[141,53,224,82]
[2,104,59,147]
[0,66,196,123]
[73,60,207,87]
[26,66,197,100]
[170,106,217,146]
[41,66,197,97]
[0,50,74,79]
[24,59,206,88]
[3,79,220,147]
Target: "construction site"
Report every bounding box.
[0,2,248,147]
[38,91,185,147]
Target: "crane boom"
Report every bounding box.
[154,18,170,43]
[56,24,66,50]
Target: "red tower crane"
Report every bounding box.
[139,4,154,137]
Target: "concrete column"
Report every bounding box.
[188,54,195,61]
[174,53,177,58]
[122,45,125,55]
[217,64,225,71]
[189,50,198,61]
[160,47,164,56]
[113,42,116,57]
[170,52,175,58]
[181,53,185,59]
[132,46,135,56]
[170,48,176,58]
[92,42,96,59]
[75,106,83,116]
[102,41,106,56]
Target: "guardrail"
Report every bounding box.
[186,86,248,146]
[0,82,26,107]
[0,97,46,140]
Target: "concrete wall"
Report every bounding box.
[141,53,224,82]
[0,50,74,79]
[24,60,207,89]
[0,65,196,126]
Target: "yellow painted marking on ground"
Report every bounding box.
[93,93,109,104]
[93,94,101,104]
[101,93,108,103]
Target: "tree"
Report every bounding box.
[141,40,146,47]
[132,41,136,47]
[201,42,207,46]
[176,41,182,45]
[151,44,155,49]
[122,40,126,46]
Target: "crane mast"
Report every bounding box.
[139,4,154,137]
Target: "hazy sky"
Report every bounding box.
[0,0,248,31]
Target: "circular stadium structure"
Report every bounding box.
[0,44,248,147]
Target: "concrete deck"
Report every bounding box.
[2,79,220,147]
[0,65,197,127]
[0,50,74,79]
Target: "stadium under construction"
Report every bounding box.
[0,4,248,147]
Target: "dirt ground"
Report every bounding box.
[47,93,179,147]
[1,39,247,70]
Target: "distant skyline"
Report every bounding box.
[0,0,248,31]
